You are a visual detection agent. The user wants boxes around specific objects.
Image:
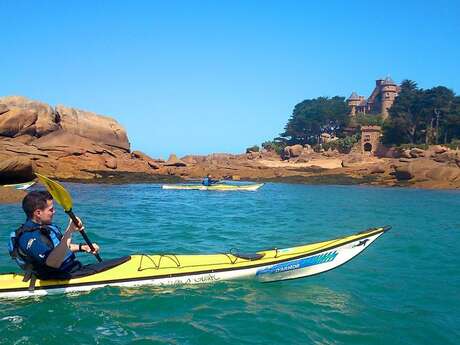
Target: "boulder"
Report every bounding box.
[400,150,412,159]
[181,156,197,164]
[282,146,290,159]
[56,105,130,151]
[303,144,313,153]
[410,148,425,158]
[386,148,401,158]
[322,150,339,157]
[282,144,304,160]
[393,164,414,181]
[147,161,160,169]
[370,165,386,174]
[432,151,458,164]
[32,130,105,156]
[0,96,59,137]
[0,157,35,184]
[432,145,448,154]
[131,150,155,161]
[289,144,304,158]
[425,167,460,181]
[0,104,8,115]
[3,141,49,157]
[247,151,262,160]
[0,107,37,137]
[104,156,117,169]
[11,134,35,144]
[164,154,187,167]
[342,153,363,165]
[296,155,310,163]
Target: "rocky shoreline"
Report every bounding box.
[1,96,459,203]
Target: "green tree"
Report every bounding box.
[322,134,360,153]
[261,140,285,154]
[246,145,260,153]
[443,96,460,142]
[383,81,460,145]
[280,96,349,145]
[383,80,425,144]
[421,86,457,144]
[355,113,384,127]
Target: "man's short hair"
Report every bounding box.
[22,191,53,218]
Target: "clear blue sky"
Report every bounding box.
[2,1,459,158]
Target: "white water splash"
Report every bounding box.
[1,315,23,324]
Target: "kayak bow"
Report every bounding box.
[0,226,390,299]
[2,181,36,190]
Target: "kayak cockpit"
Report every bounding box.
[68,256,131,279]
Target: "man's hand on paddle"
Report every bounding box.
[66,217,101,254]
[79,243,100,254]
[67,216,85,233]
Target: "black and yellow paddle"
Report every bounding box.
[35,173,103,262]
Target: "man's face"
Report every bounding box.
[34,199,55,225]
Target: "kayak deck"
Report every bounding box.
[0,226,390,298]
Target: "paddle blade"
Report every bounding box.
[35,173,73,212]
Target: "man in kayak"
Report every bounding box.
[202,174,219,186]
[8,191,100,279]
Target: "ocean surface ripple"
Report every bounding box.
[0,183,459,344]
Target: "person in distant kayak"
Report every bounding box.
[8,191,100,279]
[202,174,219,186]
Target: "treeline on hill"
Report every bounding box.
[252,80,460,155]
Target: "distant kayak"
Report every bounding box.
[0,226,390,299]
[162,183,264,191]
[1,181,36,190]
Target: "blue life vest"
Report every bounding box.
[8,221,76,275]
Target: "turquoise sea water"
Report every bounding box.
[0,182,459,344]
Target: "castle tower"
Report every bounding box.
[361,126,382,155]
[347,92,361,116]
[380,76,398,120]
[347,77,399,121]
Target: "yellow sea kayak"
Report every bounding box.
[162,183,264,191]
[0,226,390,299]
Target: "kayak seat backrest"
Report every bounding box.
[233,252,265,261]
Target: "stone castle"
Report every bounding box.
[347,77,400,119]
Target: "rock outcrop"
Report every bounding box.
[283,144,304,159]
[56,105,130,150]
[0,157,35,184]
[392,164,414,180]
[164,154,187,167]
[0,96,138,181]
[1,96,460,190]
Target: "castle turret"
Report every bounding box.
[380,76,398,120]
[347,92,361,116]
